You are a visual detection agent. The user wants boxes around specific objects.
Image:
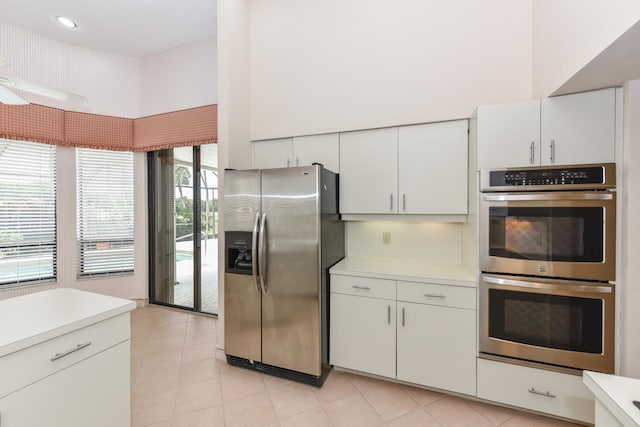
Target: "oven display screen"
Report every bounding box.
[489,289,603,353]
[489,207,603,262]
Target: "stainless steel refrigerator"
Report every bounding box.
[223,164,344,386]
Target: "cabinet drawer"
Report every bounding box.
[331,275,396,300]
[477,358,594,424]
[0,313,130,398]
[397,281,475,310]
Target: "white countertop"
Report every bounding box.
[330,257,476,287]
[0,288,136,357]
[583,370,640,427]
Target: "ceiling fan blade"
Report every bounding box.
[2,75,87,105]
[0,83,29,105]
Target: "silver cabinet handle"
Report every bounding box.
[402,307,405,327]
[258,213,267,294]
[51,341,92,361]
[550,140,555,163]
[352,285,370,290]
[390,194,394,211]
[424,293,446,298]
[286,158,291,167]
[402,193,406,211]
[528,388,556,398]
[252,212,261,294]
[295,157,299,166]
[387,305,391,324]
[530,141,535,164]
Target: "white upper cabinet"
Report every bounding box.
[477,88,617,170]
[339,127,399,214]
[398,120,468,214]
[541,88,616,166]
[252,138,294,169]
[476,99,540,169]
[293,133,340,172]
[252,133,340,171]
[340,121,468,216]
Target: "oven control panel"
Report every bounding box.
[482,163,615,191]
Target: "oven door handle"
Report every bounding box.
[482,192,614,202]
[482,275,613,294]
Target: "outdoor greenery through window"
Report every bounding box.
[76,148,134,277]
[0,139,57,286]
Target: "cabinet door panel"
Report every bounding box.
[398,120,468,214]
[476,100,540,169]
[0,341,130,427]
[252,138,294,169]
[541,88,615,165]
[293,133,339,172]
[339,128,398,214]
[397,302,475,396]
[330,293,395,378]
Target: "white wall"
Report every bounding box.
[620,80,640,378]
[249,0,533,140]
[346,222,462,264]
[0,21,141,118]
[532,0,640,98]
[140,36,218,117]
[216,0,252,354]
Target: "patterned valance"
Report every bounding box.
[0,103,217,151]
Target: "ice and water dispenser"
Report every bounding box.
[225,231,253,275]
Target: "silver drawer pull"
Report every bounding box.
[424,293,446,298]
[50,341,92,361]
[352,285,370,290]
[528,387,556,398]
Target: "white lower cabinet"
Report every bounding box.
[397,302,476,395]
[330,291,396,379]
[477,358,595,424]
[330,274,477,396]
[0,289,135,427]
[0,341,130,427]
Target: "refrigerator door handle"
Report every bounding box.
[251,212,261,294]
[259,212,267,294]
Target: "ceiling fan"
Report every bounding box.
[0,57,87,105]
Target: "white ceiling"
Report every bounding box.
[0,0,217,57]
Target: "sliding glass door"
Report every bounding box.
[148,145,218,315]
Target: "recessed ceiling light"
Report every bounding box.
[55,16,78,29]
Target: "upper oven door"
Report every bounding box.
[480,191,616,281]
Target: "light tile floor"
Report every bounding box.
[130,305,584,427]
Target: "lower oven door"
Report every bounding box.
[479,274,615,373]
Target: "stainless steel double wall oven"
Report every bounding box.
[479,163,616,373]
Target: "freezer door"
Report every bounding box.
[223,169,262,361]
[261,166,322,376]
[223,169,261,232]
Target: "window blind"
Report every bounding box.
[76,148,134,277]
[0,139,57,286]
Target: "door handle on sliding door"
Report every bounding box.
[252,212,260,294]
[258,213,267,294]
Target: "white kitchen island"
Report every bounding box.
[584,371,640,427]
[0,288,136,427]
